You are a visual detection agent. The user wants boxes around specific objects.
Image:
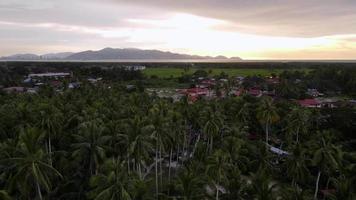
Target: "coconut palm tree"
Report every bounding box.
[248,168,277,200]
[279,184,313,200]
[206,149,230,200]
[224,166,248,200]
[88,158,132,200]
[174,167,206,200]
[222,135,249,172]
[0,190,12,200]
[2,127,62,200]
[286,107,311,144]
[129,178,154,200]
[311,133,342,199]
[124,116,154,178]
[285,144,310,186]
[36,102,64,166]
[72,119,111,175]
[235,100,250,126]
[256,97,280,146]
[201,106,224,153]
[149,100,171,198]
[328,176,355,200]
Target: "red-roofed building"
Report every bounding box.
[235,90,242,96]
[248,89,262,97]
[201,79,216,86]
[186,88,209,96]
[188,94,198,103]
[298,99,321,108]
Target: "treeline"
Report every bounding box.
[278,67,356,97]
[0,83,355,199]
[1,61,356,70]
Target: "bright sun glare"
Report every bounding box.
[93,13,347,59]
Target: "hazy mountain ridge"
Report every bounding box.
[0,52,74,60]
[0,48,241,61]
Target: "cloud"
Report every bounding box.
[117,0,356,37]
[0,0,355,59]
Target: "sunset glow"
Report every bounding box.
[1,0,356,59]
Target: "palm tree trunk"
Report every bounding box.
[314,171,321,199]
[36,181,43,200]
[206,137,210,153]
[296,127,300,144]
[265,122,269,146]
[210,135,213,152]
[89,155,93,175]
[192,134,200,157]
[168,148,173,184]
[159,144,163,187]
[326,177,331,189]
[215,185,219,200]
[176,144,179,164]
[155,140,159,199]
[48,133,52,166]
[183,128,186,158]
[138,162,142,179]
[127,152,130,174]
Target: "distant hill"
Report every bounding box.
[0,48,242,61]
[1,54,41,60]
[40,52,74,60]
[0,52,74,60]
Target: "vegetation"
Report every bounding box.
[0,63,355,199]
[143,68,308,78]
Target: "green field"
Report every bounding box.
[143,68,310,78]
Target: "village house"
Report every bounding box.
[28,72,71,79]
[248,88,263,97]
[3,87,26,94]
[307,88,323,97]
[298,99,322,108]
[124,65,146,71]
[317,97,339,108]
[87,77,103,84]
[68,82,80,89]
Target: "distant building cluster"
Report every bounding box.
[124,65,146,71]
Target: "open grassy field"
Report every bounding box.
[143,67,311,78]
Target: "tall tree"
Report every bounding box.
[2,127,62,199]
[286,107,311,144]
[88,159,132,200]
[206,150,230,200]
[72,119,110,175]
[256,97,279,146]
[311,133,342,199]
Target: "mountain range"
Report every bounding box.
[0,48,241,61]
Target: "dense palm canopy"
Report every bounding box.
[0,66,355,200]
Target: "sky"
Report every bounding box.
[0,0,356,59]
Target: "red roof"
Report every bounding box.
[248,89,262,96]
[51,80,62,87]
[235,91,242,96]
[235,89,244,96]
[201,80,216,85]
[188,95,198,103]
[298,99,320,107]
[186,87,209,95]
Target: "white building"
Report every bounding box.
[28,72,71,78]
[124,66,146,71]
